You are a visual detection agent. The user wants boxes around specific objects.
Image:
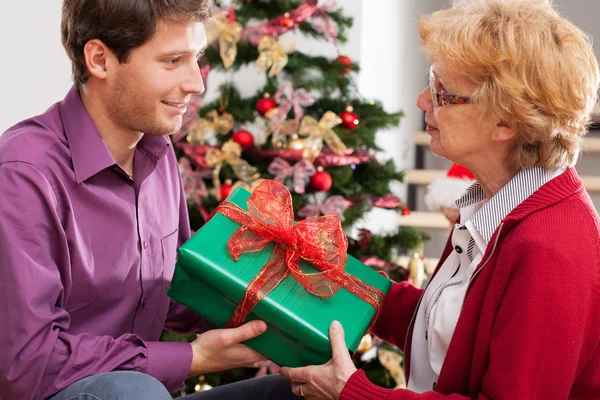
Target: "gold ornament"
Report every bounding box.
[205,140,258,200]
[206,13,243,68]
[378,348,406,389]
[356,334,373,354]
[256,35,295,77]
[187,110,235,144]
[408,244,426,288]
[232,174,265,193]
[286,134,307,150]
[299,111,347,157]
[194,376,213,392]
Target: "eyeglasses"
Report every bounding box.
[429,65,471,108]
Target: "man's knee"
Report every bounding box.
[54,371,172,400]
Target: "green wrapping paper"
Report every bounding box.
[167,186,392,367]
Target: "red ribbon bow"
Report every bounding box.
[215,180,384,328]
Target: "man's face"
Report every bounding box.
[107,20,207,136]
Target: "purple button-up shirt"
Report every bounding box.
[0,87,207,400]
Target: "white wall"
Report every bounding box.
[552,0,600,60]
[354,0,447,237]
[0,0,73,133]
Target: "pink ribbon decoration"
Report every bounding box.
[348,193,403,210]
[373,193,403,209]
[255,148,373,167]
[274,82,315,122]
[267,157,316,194]
[177,142,217,169]
[309,0,339,41]
[360,256,403,271]
[178,158,210,221]
[314,148,373,167]
[298,195,352,221]
[242,0,319,45]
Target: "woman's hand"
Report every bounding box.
[280,321,357,399]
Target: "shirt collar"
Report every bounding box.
[60,86,171,183]
[455,166,564,246]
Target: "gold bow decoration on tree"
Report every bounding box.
[378,348,406,389]
[232,174,265,193]
[205,140,258,200]
[299,111,348,159]
[206,12,243,68]
[187,110,235,144]
[256,36,295,77]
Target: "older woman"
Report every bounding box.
[281,0,600,399]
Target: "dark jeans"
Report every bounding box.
[48,371,301,400]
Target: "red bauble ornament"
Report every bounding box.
[280,13,295,28]
[256,95,276,116]
[402,205,411,215]
[310,170,333,192]
[335,55,353,75]
[220,179,234,201]
[232,130,254,150]
[339,107,360,130]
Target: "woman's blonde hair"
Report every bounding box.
[419,0,600,170]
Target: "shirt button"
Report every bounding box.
[143,241,148,249]
[455,245,463,254]
[142,299,148,307]
[432,381,437,390]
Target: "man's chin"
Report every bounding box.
[145,118,183,137]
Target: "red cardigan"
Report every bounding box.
[341,167,600,400]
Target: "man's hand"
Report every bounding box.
[280,321,357,399]
[188,320,267,376]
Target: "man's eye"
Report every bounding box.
[167,58,180,65]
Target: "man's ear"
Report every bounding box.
[83,39,116,81]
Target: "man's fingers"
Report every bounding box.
[223,320,267,345]
[229,344,267,366]
[329,321,351,364]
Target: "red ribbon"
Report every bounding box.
[242,0,320,45]
[255,148,373,167]
[215,180,385,329]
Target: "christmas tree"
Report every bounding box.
[163,0,428,396]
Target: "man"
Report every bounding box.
[0,1,299,399]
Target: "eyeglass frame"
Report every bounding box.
[429,65,471,108]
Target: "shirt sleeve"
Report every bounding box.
[0,161,192,400]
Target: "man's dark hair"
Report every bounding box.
[61,0,212,87]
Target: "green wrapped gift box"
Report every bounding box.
[167,186,392,368]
